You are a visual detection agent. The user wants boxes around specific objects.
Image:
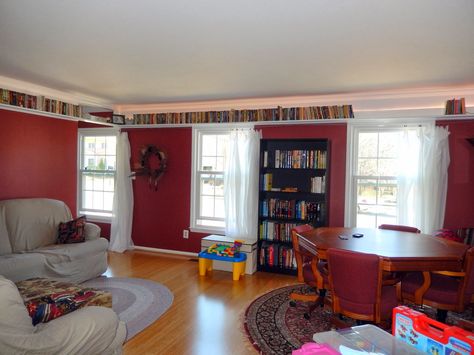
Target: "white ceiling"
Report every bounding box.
[0,0,473,106]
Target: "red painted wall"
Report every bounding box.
[0,109,78,213]
[124,124,347,253]
[125,128,206,252]
[260,124,347,226]
[437,120,474,229]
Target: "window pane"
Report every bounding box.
[357,178,377,205]
[357,158,377,176]
[95,137,106,154]
[202,135,217,156]
[201,157,216,171]
[378,179,397,205]
[104,192,114,211]
[105,157,116,170]
[215,197,225,218]
[378,158,398,176]
[104,175,115,192]
[92,192,104,210]
[216,157,225,171]
[106,137,116,155]
[201,196,215,217]
[84,155,96,169]
[357,212,376,228]
[217,135,228,155]
[358,133,377,158]
[214,176,224,196]
[93,175,104,190]
[84,191,93,209]
[95,157,107,171]
[378,132,399,158]
[83,174,94,190]
[201,174,215,195]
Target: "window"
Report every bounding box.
[78,129,117,220]
[346,125,421,228]
[191,128,230,232]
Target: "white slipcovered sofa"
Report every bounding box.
[0,198,108,283]
[0,275,126,354]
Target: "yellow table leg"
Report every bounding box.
[198,258,213,276]
[232,261,246,281]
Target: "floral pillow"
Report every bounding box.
[56,216,86,244]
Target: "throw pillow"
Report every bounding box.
[56,216,86,244]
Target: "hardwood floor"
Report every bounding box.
[106,250,297,355]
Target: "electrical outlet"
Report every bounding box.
[183,229,189,239]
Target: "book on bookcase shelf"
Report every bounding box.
[258,138,329,275]
[131,104,354,125]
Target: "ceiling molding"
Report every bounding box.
[0,76,113,109]
[114,85,474,118]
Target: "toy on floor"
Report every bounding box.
[205,240,243,257]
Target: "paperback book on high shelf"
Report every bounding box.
[132,104,354,125]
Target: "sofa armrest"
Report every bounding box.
[84,222,101,240]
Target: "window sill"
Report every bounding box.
[190,226,225,235]
[81,214,112,224]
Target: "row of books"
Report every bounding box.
[259,221,303,242]
[310,176,326,194]
[263,150,327,169]
[445,98,466,115]
[0,88,82,117]
[259,241,296,269]
[132,105,354,125]
[260,198,323,221]
[261,173,273,191]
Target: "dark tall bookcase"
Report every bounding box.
[257,138,330,275]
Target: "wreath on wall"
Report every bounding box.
[132,145,167,190]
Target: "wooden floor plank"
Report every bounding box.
[106,250,297,355]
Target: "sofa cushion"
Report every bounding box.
[0,198,73,252]
[57,216,86,244]
[0,253,47,282]
[0,275,34,334]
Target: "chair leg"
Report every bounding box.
[436,309,448,323]
[303,288,327,319]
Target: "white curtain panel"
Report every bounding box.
[109,131,134,252]
[224,128,261,241]
[398,124,450,234]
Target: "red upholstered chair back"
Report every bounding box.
[462,248,474,301]
[291,224,315,283]
[327,248,386,322]
[378,224,421,233]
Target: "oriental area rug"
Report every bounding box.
[243,284,473,355]
[82,277,173,341]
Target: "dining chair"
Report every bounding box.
[289,224,329,319]
[401,247,474,323]
[378,224,421,233]
[327,248,398,326]
[378,224,421,287]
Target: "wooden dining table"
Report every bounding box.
[296,227,469,272]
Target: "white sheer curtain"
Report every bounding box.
[109,131,134,252]
[398,124,450,234]
[224,128,261,241]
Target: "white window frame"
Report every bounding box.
[344,119,432,227]
[77,128,118,222]
[190,124,253,234]
[190,127,229,234]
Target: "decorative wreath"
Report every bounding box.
[133,144,167,190]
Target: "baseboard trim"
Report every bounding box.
[133,245,198,258]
